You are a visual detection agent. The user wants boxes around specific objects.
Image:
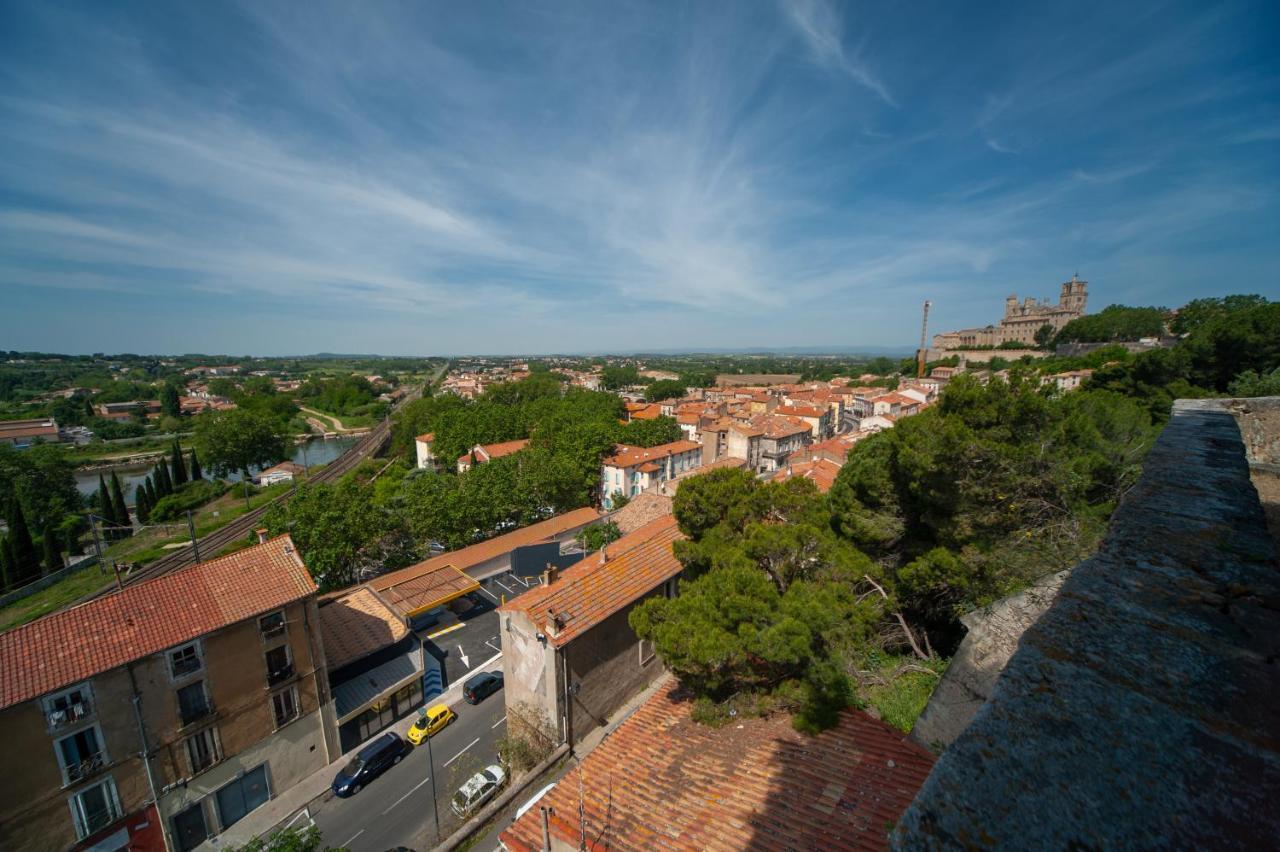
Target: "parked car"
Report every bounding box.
[407,703,455,745]
[463,671,504,704]
[331,732,407,797]
[451,764,507,818]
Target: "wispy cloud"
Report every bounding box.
[778,0,895,106]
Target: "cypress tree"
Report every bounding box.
[43,528,61,574]
[136,488,150,525]
[171,439,188,486]
[83,396,95,419]
[156,460,173,497]
[110,473,131,539]
[66,522,85,556]
[5,502,41,585]
[1,535,13,592]
[145,476,158,507]
[96,474,111,515]
[188,449,203,481]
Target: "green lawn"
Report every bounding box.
[861,654,948,733]
[0,563,114,633]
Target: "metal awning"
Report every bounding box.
[332,650,424,723]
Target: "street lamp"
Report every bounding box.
[424,718,441,843]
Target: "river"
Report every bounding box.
[74,435,359,498]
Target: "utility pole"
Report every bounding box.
[90,513,106,575]
[186,510,201,563]
[917,300,932,379]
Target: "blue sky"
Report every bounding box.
[1,1,1277,355]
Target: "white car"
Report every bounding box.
[451,764,507,818]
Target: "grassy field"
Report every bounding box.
[861,654,948,733]
[0,480,296,632]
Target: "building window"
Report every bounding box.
[69,776,122,840]
[272,686,300,728]
[177,681,213,726]
[169,642,203,680]
[214,764,270,830]
[55,725,108,785]
[638,637,655,666]
[171,802,209,852]
[44,683,95,732]
[265,644,293,686]
[185,727,221,775]
[259,610,286,642]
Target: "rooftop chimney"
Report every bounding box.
[256,528,268,544]
[540,564,559,586]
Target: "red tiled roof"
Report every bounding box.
[318,587,407,670]
[0,420,58,439]
[0,535,315,711]
[499,516,682,646]
[458,438,530,464]
[415,432,435,442]
[603,440,702,469]
[371,508,600,598]
[772,457,844,492]
[500,676,936,852]
[369,562,479,619]
[607,492,673,534]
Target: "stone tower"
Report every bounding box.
[1059,274,1088,315]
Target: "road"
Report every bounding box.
[310,668,508,852]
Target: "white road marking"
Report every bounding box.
[444,737,480,767]
[494,580,514,594]
[341,829,365,847]
[492,715,507,729]
[485,639,501,654]
[382,775,433,814]
[480,586,501,603]
[457,645,470,668]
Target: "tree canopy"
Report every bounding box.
[1054,304,1168,344]
[644,379,686,402]
[194,408,289,478]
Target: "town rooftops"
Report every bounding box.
[602,440,702,469]
[318,587,408,670]
[371,507,601,607]
[499,516,682,647]
[775,404,827,418]
[772,457,844,492]
[500,674,936,852]
[0,535,315,711]
[607,492,673,534]
[458,438,530,464]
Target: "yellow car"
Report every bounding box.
[407,704,455,745]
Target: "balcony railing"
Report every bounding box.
[47,699,94,732]
[65,752,107,785]
[266,661,295,687]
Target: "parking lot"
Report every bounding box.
[419,569,543,690]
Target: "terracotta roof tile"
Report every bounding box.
[499,517,682,646]
[0,535,315,711]
[371,508,600,599]
[500,676,936,852]
[603,440,702,469]
[607,492,674,534]
[318,587,407,670]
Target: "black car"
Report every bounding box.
[463,671,504,704]
[331,732,407,797]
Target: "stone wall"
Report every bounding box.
[894,398,1280,848]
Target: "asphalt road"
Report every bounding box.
[310,668,508,852]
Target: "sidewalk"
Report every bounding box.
[199,651,503,851]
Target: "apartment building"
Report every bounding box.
[600,440,702,509]
[0,535,337,852]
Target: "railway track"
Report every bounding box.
[116,416,393,588]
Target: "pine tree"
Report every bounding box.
[145,476,158,507]
[188,449,203,481]
[110,473,131,539]
[5,501,41,585]
[171,439,188,486]
[43,528,61,574]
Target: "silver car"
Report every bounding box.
[451,764,507,818]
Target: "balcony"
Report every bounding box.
[47,699,94,732]
[64,752,108,786]
[266,661,295,687]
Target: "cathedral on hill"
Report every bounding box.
[933,274,1088,349]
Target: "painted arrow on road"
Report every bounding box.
[458,645,470,669]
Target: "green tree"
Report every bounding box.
[1055,304,1168,344]
[600,364,640,389]
[160,382,182,418]
[618,416,684,448]
[1170,295,1269,336]
[228,823,337,852]
[1033,323,1055,349]
[135,486,151,525]
[644,380,686,402]
[188,449,203,481]
[1228,366,1280,397]
[155,459,173,498]
[195,409,288,507]
[0,444,81,539]
[110,473,131,539]
[577,521,622,552]
[4,500,41,585]
[0,535,13,591]
[170,439,188,486]
[42,528,61,574]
